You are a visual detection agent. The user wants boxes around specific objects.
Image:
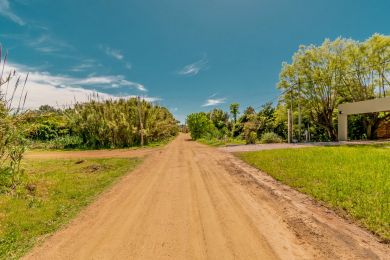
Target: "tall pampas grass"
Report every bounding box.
[0,45,28,191]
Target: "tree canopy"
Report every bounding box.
[278,34,389,140]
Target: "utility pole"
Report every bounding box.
[290,86,294,143]
[287,108,292,143]
[298,78,302,142]
[137,96,144,147]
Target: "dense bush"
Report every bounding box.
[50,135,84,149]
[23,116,69,141]
[19,98,179,149]
[70,98,179,148]
[260,132,283,143]
[246,132,257,144]
[186,112,218,140]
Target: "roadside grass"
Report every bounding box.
[237,145,390,241]
[198,137,246,147]
[27,135,175,152]
[0,157,141,259]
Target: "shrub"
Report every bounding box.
[246,131,257,144]
[70,98,178,148]
[0,101,27,193]
[243,121,257,144]
[50,135,83,149]
[260,132,283,143]
[186,112,217,140]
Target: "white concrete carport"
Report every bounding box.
[338,97,390,141]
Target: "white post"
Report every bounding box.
[338,113,348,141]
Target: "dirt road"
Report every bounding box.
[25,134,389,259]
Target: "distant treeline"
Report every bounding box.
[186,103,284,144]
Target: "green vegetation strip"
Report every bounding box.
[0,157,141,259]
[237,146,390,241]
[198,137,246,147]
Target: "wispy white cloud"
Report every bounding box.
[202,97,226,107]
[178,56,208,76]
[125,62,132,70]
[99,45,135,72]
[1,33,73,55]
[1,63,154,109]
[29,34,73,53]
[69,60,101,72]
[0,0,25,25]
[74,75,147,92]
[99,45,124,60]
[119,80,147,92]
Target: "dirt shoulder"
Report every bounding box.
[24,147,158,159]
[219,140,390,153]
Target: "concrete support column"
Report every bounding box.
[338,114,348,141]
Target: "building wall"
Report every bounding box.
[377,120,390,139]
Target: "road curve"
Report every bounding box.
[25,134,389,259]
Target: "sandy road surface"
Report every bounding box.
[25,134,389,259]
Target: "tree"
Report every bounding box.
[279,38,353,140]
[256,102,276,136]
[278,34,390,140]
[229,103,240,123]
[240,106,256,123]
[339,34,390,138]
[208,108,229,130]
[186,112,216,140]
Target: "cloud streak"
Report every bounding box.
[202,97,226,107]
[125,62,132,70]
[29,34,73,53]
[0,0,25,25]
[2,63,154,109]
[99,45,133,71]
[69,60,101,72]
[1,33,73,55]
[177,56,208,76]
[100,45,124,60]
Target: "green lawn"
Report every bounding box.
[0,157,141,259]
[198,137,246,147]
[237,145,390,241]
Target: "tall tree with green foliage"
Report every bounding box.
[256,102,276,135]
[186,112,217,140]
[229,103,240,124]
[208,108,229,132]
[278,34,389,140]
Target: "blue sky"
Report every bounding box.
[0,0,389,122]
